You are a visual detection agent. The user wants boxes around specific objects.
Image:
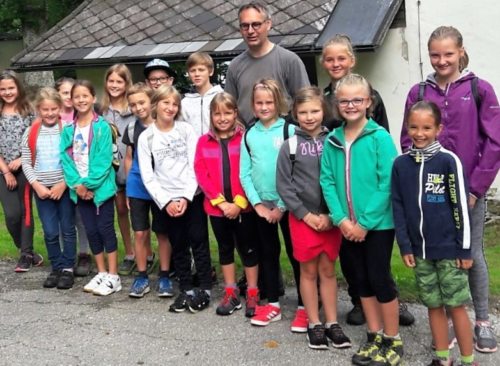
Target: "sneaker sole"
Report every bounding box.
[188,304,210,313]
[129,287,151,298]
[331,341,352,349]
[93,285,122,296]
[306,335,329,350]
[475,343,498,353]
[251,313,282,326]
[291,326,307,333]
[15,267,30,273]
[216,304,242,316]
[157,291,174,298]
[169,306,187,313]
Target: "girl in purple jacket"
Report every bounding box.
[401,26,500,355]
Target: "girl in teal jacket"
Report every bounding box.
[60,80,120,297]
[320,74,402,366]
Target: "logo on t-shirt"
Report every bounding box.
[425,173,445,203]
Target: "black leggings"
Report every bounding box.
[210,212,258,267]
[255,214,302,305]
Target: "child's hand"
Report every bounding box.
[166,199,187,217]
[468,194,477,209]
[83,190,94,200]
[3,172,17,190]
[49,181,67,200]
[7,158,21,172]
[317,214,333,231]
[33,181,51,199]
[177,198,188,216]
[303,213,320,230]
[339,219,355,238]
[268,208,283,224]
[254,204,271,220]
[457,258,473,269]
[126,197,130,210]
[350,224,367,242]
[223,203,241,220]
[402,254,416,268]
[76,185,89,199]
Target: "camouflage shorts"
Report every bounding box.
[414,257,471,308]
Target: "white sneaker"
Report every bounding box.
[93,274,122,296]
[83,272,107,293]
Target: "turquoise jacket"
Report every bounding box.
[240,117,295,208]
[60,115,117,206]
[320,118,396,230]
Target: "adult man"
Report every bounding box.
[225,2,310,125]
[144,59,176,89]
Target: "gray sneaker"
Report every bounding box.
[474,322,498,353]
[74,253,92,277]
[118,257,136,276]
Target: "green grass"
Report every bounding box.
[1,205,499,303]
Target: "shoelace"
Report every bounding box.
[310,325,326,339]
[477,324,494,338]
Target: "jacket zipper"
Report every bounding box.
[417,152,426,258]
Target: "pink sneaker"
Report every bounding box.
[290,308,308,333]
[250,304,282,326]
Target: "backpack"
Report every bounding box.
[243,120,291,156]
[27,118,62,164]
[108,122,121,172]
[418,77,481,109]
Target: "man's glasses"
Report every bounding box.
[337,98,367,107]
[239,21,266,31]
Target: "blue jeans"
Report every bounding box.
[35,189,76,270]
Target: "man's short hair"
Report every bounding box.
[238,2,271,19]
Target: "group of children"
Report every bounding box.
[0,25,498,366]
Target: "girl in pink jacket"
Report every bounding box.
[194,92,259,318]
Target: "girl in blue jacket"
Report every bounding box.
[320,74,402,366]
[393,101,475,366]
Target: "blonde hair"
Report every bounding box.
[209,92,245,137]
[101,64,133,114]
[127,82,154,100]
[251,78,288,117]
[292,86,327,121]
[334,73,374,116]
[321,34,355,64]
[186,52,214,71]
[428,26,469,72]
[151,85,182,120]
[35,87,63,109]
[0,70,33,117]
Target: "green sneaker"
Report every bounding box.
[118,257,136,276]
[369,336,404,366]
[352,333,383,366]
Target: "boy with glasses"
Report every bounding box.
[144,59,176,90]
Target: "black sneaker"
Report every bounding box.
[15,254,32,272]
[188,288,210,313]
[399,302,415,326]
[347,303,366,326]
[352,332,383,366]
[307,324,329,350]
[237,274,248,297]
[43,270,61,288]
[74,253,92,277]
[57,270,75,290]
[325,323,352,348]
[32,253,44,267]
[169,292,189,313]
[118,257,136,276]
[369,336,404,366]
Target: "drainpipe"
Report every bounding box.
[417,0,423,80]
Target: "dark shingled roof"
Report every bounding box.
[10,0,403,71]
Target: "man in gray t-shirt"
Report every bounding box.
[225,2,310,125]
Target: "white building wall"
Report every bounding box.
[317,0,500,189]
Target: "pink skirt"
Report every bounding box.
[289,213,342,263]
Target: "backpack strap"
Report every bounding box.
[243,124,255,156]
[127,121,135,146]
[146,130,155,168]
[288,135,297,173]
[418,81,426,102]
[283,120,290,141]
[28,119,42,164]
[471,76,481,110]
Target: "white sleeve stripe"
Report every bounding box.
[441,148,471,249]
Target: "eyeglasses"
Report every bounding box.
[148,77,171,84]
[239,21,266,31]
[337,98,367,107]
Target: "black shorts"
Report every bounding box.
[129,197,152,231]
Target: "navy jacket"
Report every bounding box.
[391,147,471,260]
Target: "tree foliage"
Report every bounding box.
[0,0,83,35]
